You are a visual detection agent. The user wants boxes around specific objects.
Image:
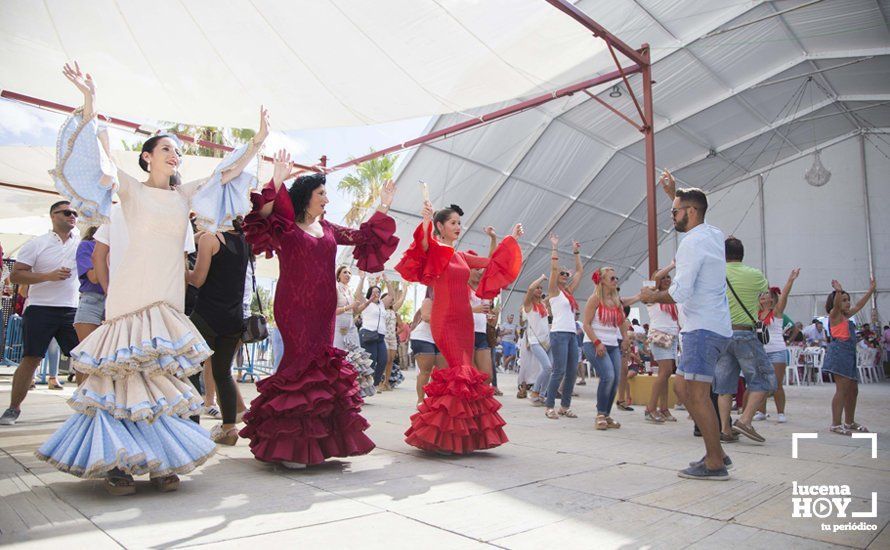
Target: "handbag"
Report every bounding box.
[242,251,269,344]
[725,278,769,345]
[647,328,675,349]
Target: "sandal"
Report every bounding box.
[558,408,578,418]
[644,409,665,424]
[516,386,528,399]
[530,396,545,407]
[595,414,608,430]
[211,424,239,446]
[494,388,503,397]
[616,401,634,411]
[844,422,869,433]
[659,409,677,422]
[605,416,621,429]
[545,408,559,420]
[829,424,851,436]
[150,474,180,493]
[105,468,135,496]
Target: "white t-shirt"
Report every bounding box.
[646,303,680,335]
[763,316,787,353]
[361,301,387,335]
[15,230,80,308]
[95,204,195,279]
[549,291,576,333]
[469,290,487,333]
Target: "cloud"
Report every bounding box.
[0,100,64,141]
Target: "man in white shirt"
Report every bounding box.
[1,201,81,425]
[499,314,518,371]
[802,320,827,347]
[640,173,732,481]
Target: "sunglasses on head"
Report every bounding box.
[53,209,78,218]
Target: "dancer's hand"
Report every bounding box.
[421,200,434,223]
[254,106,270,144]
[787,268,800,283]
[549,232,559,248]
[831,279,843,292]
[511,223,524,240]
[639,287,658,303]
[572,240,581,254]
[271,149,291,189]
[484,226,497,239]
[63,61,95,100]
[595,342,606,357]
[659,169,676,198]
[380,179,396,209]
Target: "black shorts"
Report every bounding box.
[22,306,79,358]
[474,332,490,350]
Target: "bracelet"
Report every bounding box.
[551,257,559,260]
[573,251,580,255]
[594,339,602,347]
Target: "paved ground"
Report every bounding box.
[0,368,887,549]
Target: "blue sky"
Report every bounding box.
[0,98,430,227]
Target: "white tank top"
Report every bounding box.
[469,290,487,333]
[646,303,679,335]
[360,301,387,335]
[549,291,576,333]
[763,313,787,353]
[584,307,621,346]
[412,320,434,343]
[526,307,551,346]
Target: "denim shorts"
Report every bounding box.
[650,335,679,362]
[74,291,106,325]
[474,332,490,350]
[766,350,788,365]
[715,330,776,394]
[410,339,439,356]
[677,329,730,383]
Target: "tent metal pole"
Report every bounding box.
[543,0,647,66]
[859,134,878,315]
[327,65,639,173]
[758,174,767,274]
[641,45,658,277]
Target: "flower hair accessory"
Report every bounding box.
[770,286,781,296]
[592,270,601,285]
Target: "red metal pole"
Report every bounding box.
[543,0,646,67]
[0,181,61,196]
[581,90,643,131]
[641,45,658,277]
[328,64,639,172]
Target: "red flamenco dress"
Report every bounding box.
[240,180,399,465]
[396,222,522,454]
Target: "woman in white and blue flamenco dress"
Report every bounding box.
[36,62,268,495]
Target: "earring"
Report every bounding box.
[146,159,151,172]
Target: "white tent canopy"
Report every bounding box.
[378,0,890,324]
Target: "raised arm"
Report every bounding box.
[774,268,800,316]
[393,282,408,311]
[849,278,877,316]
[220,107,268,185]
[484,226,498,257]
[659,169,676,200]
[567,240,584,293]
[829,280,846,317]
[548,233,560,297]
[256,149,292,219]
[524,274,547,311]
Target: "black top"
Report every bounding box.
[193,232,249,335]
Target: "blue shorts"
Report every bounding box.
[677,329,730,384]
[766,350,788,365]
[474,332,490,350]
[651,335,679,362]
[715,330,776,394]
[501,341,517,357]
[410,339,439,356]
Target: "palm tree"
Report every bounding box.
[337,151,398,226]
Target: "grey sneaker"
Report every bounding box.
[689,454,733,470]
[0,408,20,425]
[677,462,730,481]
[732,419,766,442]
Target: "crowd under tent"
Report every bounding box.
[0,0,887,325]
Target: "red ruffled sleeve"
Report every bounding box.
[395,222,454,285]
[243,179,295,258]
[475,236,522,299]
[326,211,400,273]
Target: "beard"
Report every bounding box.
[673,213,689,233]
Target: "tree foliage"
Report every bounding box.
[337,151,398,226]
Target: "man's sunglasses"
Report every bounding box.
[53,209,78,218]
[559,271,571,277]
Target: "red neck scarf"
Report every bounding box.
[597,304,624,327]
[659,303,678,321]
[532,301,548,317]
[759,309,775,327]
[562,290,579,312]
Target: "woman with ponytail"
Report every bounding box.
[543,234,584,419]
[37,63,266,494]
[187,216,251,445]
[755,268,800,423]
[582,266,630,430]
[396,200,523,454]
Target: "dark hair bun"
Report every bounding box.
[449,204,464,216]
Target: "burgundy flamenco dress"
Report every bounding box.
[396,222,522,454]
[239,180,399,465]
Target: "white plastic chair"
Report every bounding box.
[785,347,802,386]
[857,348,878,383]
[811,348,827,384]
